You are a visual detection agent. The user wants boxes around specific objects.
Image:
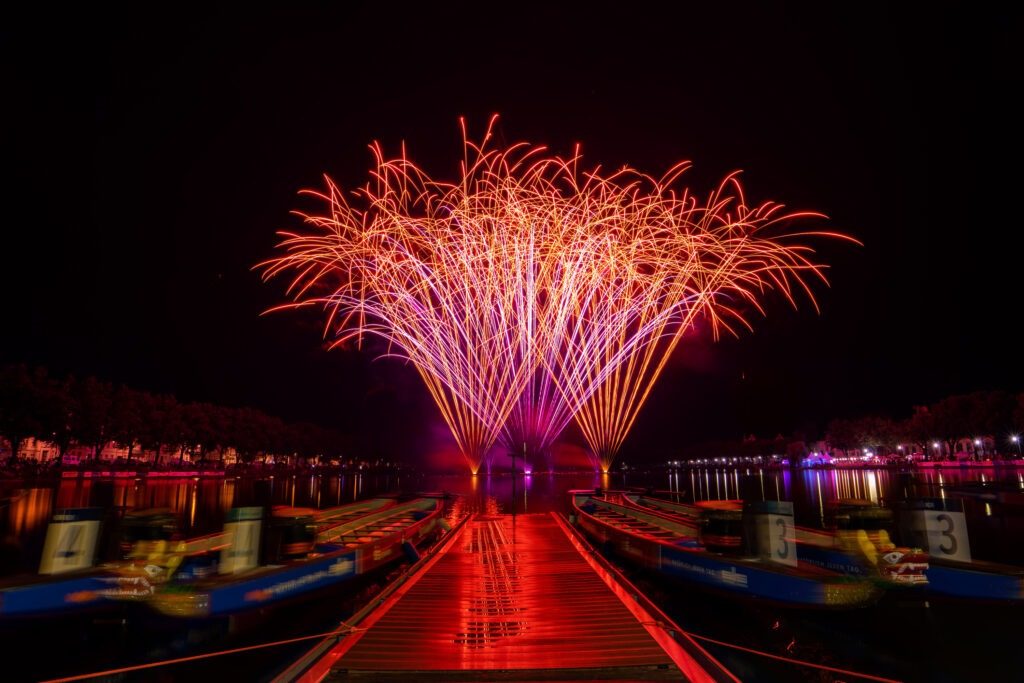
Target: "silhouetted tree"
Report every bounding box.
[183,402,217,464]
[110,385,146,462]
[139,394,183,467]
[0,364,48,459]
[825,418,858,454]
[34,372,78,463]
[68,376,115,461]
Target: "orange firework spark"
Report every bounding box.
[259,115,857,474]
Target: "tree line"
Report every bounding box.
[4,363,1023,469]
[0,364,353,469]
[677,390,1024,462]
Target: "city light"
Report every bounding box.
[260,116,853,474]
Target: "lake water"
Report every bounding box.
[1,465,1021,682]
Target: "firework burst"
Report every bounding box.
[259,116,856,474]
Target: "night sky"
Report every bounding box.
[3,3,1018,465]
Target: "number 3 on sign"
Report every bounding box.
[767,513,797,567]
[921,509,971,562]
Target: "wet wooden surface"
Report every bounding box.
[311,512,733,682]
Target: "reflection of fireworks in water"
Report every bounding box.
[260,116,856,474]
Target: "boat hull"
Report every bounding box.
[149,497,444,618]
[892,496,1024,602]
[924,560,1024,602]
[1,507,122,620]
[624,493,929,589]
[573,493,878,609]
[0,572,114,619]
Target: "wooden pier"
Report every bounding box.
[277,512,738,682]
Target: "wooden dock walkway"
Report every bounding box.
[279,512,738,682]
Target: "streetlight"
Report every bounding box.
[974,438,983,461]
[1012,435,1021,460]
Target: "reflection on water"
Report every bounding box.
[1,466,1022,683]
[3,466,1023,572]
[680,466,894,513]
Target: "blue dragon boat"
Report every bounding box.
[571,491,879,609]
[144,496,445,618]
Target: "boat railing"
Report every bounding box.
[579,495,699,541]
[312,497,396,526]
[316,499,438,545]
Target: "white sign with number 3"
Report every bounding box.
[920,509,971,562]
[766,513,797,566]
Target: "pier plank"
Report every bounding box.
[302,513,736,682]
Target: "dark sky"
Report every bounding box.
[2,3,1019,465]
